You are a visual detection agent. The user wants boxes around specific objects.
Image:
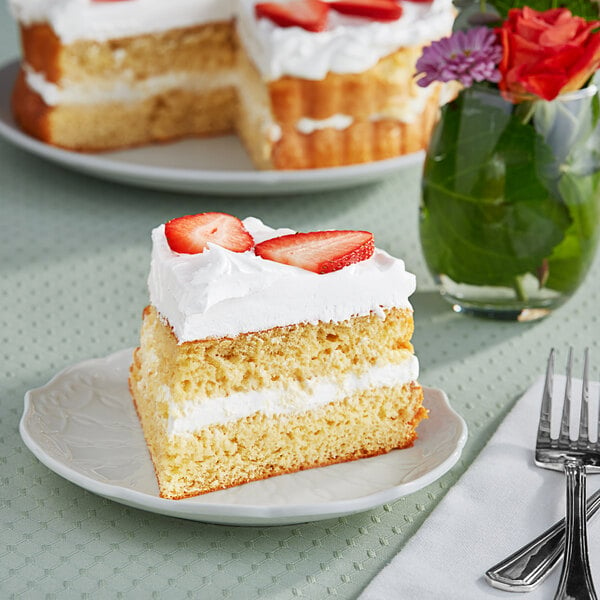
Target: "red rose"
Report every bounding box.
[497,7,600,101]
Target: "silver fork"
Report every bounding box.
[534,348,599,600]
[485,488,600,591]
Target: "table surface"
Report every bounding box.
[1,7,599,599]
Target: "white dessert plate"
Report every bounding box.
[0,60,424,196]
[20,348,467,526]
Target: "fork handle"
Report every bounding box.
[485,487,600,591]
[554,461,597,600]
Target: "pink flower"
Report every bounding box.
[416,27,503,88]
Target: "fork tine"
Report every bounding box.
[579,348,590,446]
[558,347,573,444]
[537,348,555,444]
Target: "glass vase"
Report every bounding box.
[420,83,600,321]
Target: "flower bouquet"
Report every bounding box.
[416,0,600,320]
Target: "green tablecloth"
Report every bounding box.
[1,7,599,598]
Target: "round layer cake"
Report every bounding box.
[9,0,455,168]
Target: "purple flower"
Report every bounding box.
[415,27,503,88]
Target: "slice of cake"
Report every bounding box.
[8,0,455,168]
[129,212,426,499]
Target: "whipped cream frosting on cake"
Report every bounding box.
[8,0,234,43]
[9,0,452,53]
[237,0,454,80]
[149,217,416,342]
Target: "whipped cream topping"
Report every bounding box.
[237,0,455,80]
[10,0,454,80]
[167,356,419,434]
[148,217,416,343]
[8,0,234,43]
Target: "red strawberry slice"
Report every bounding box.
[255,230,374,274]
[165,213,254,255]
[329,0,402,21]
[255,0,330,32]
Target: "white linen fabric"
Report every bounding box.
[359,375,600,599]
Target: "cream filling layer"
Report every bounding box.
[296,114,353,135]
[294,87,437,134]
[25,61,438,130]
[23,64,238,106]
[166,356,419,435]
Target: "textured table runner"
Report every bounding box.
[2,4,600,597]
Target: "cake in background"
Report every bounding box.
[8,0,455,169]
[129,213,426,499]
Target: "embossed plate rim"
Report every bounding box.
[20,348,467,525]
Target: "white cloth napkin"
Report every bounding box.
[359,375,600,599]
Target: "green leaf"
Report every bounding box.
[545,171,600,292]
[486,0,599,20]
[420,88,572,288]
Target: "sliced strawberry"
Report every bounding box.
[255,0,330,32]
[165,213,254,255]
[328,0,402,21]
[255,230,374,274]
